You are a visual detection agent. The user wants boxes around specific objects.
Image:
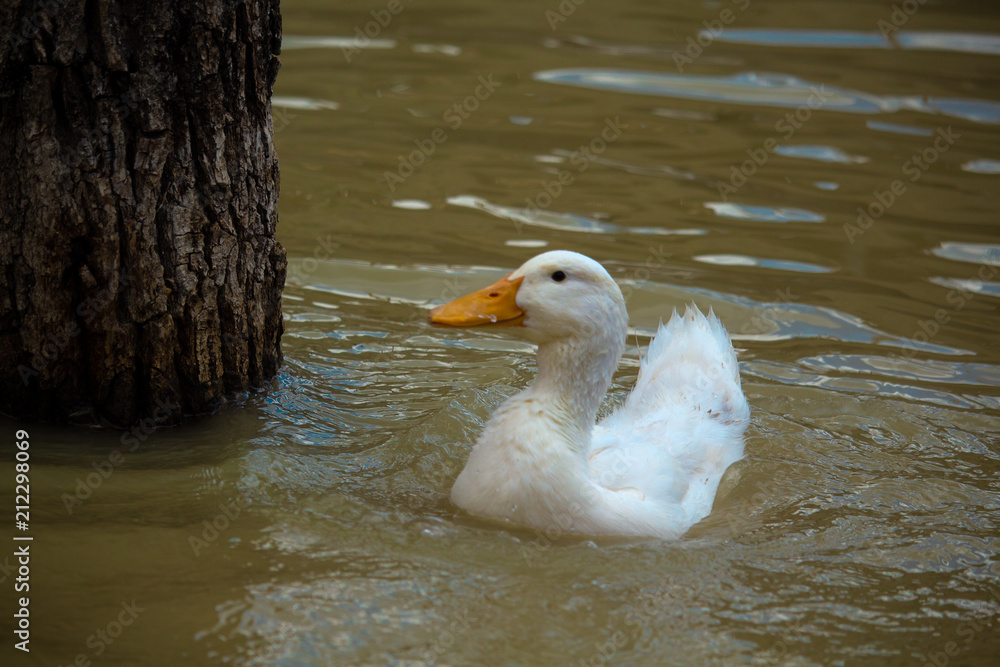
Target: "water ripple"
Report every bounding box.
[535,68,1000,124]
[710,29,1000,56]
[284,35,395,50]
[536,69,888,113]
[272,96,340,111]
[866,121,935,136]
[962,159,1000,174]
[743,360,985,409]
[773,145,869,164]
[549,149,697,181]
[929,278,1000,298]
[800,354,1000,387]
[447,195,705,236]
[694,254,835,273]
[931,242,1000,266]
[704,202,825,223]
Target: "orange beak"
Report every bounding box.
[428,275,526,327]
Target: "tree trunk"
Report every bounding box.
[0,0,286,426]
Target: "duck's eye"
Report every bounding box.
[551,270,566,282]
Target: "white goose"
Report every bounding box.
[429,250,749,539]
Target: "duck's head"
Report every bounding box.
[429,250,628,345]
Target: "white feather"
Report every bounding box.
[589,305,749,536]
[448,252,750,539]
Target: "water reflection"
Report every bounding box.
[283,35,395,50]
[447,194,706,235]
[272,96,340,111]
[536,69,889,113]
[693,254,835,273]
[704,202,825,223]
[535,69,1000,124]
[931,242,1000,266]
[709,29,1000,56]
[390,199,433,210]
[929,277,1000,298]
[866,120,935,136]
[802,354,1000,387]
[962,159,1000,174]
[773,145,868,164]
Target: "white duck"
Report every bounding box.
[429,250,749,539]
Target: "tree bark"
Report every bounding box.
[0,0,286,426]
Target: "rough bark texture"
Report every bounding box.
[0,0,286,426]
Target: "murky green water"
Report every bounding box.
[4,0,1000,665]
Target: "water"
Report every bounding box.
[3,0,1000,664]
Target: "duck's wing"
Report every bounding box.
[589,304,750,522]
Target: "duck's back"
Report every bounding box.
[588,304,750,532]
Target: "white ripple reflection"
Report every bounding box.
[694,254,835,273]
[704,202,825,223]
[534,69,1000,124]
[447,195,706,236]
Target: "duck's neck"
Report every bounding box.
[530,330,626,448]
